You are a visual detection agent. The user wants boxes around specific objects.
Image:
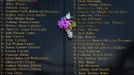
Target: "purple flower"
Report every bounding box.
[58,17,72,30]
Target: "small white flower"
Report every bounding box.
[66,12,71,19]
[66,30,73,38]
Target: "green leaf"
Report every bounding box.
[71,21,76,27]
[73,15,77,20]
